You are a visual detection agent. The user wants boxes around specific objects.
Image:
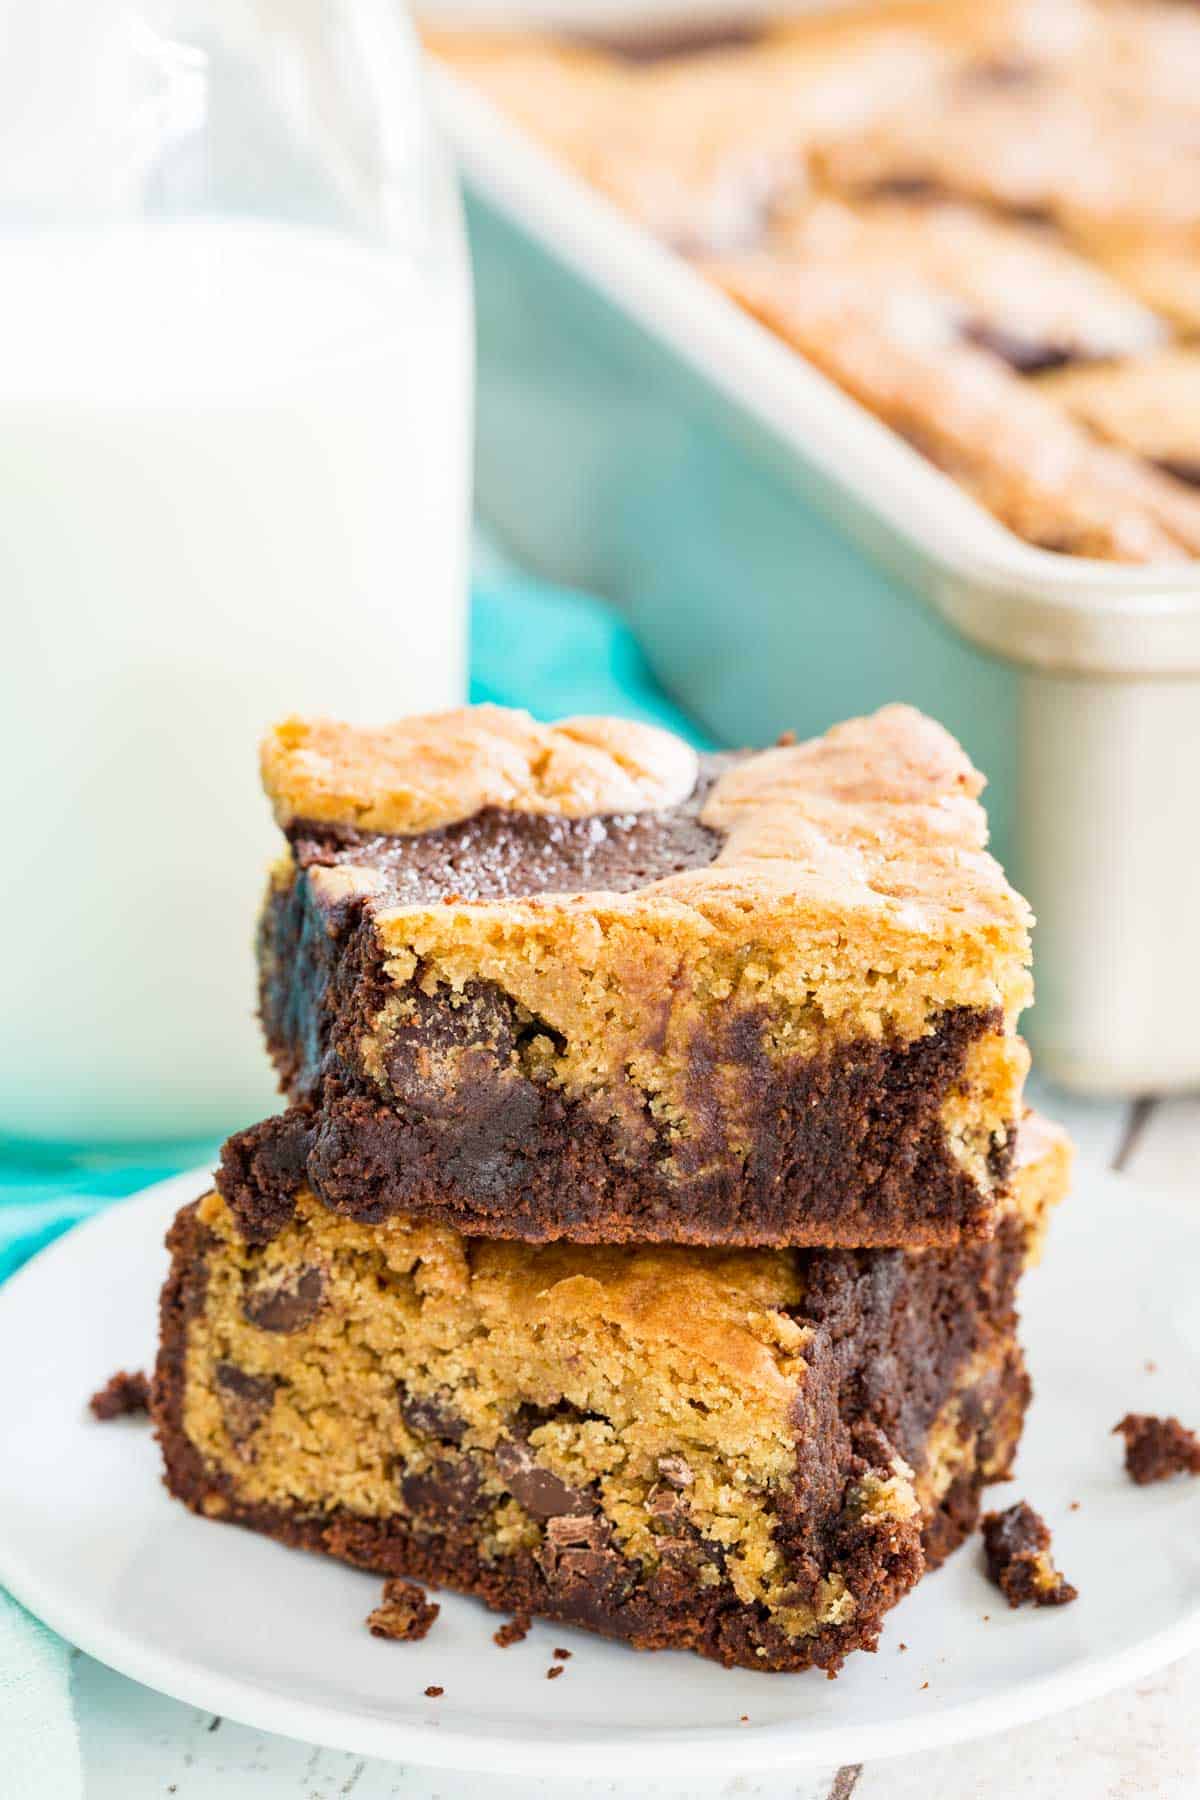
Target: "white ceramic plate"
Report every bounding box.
[2,1163,1199,1776]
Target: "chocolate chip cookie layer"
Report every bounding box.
[255,705,1032,1249]
[152,1115,1068,1673]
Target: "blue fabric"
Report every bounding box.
[470,573,714,748]
[0,567,706,1793]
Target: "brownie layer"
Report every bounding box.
[152,1122,1062,1672]
[227,1002,1005,1248]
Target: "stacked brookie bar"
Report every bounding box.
[152,703,1071,1672]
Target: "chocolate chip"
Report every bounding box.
[962,320,1077,376]
[398,1384,467,1446]
[214,1363,279,1450]
[494,1440,594,1520]
[652,1534,711,1576]
[959,52,1041,89]
[574,18,766,63]
[1156,458,1200,491]
[399,1456,486,1522]
[646,1484,687,1526]
[543,1514,610,1552]
[241,1264,326,1333]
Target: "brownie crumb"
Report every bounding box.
[367,1579,440,1642]
[1114,1413,1200,1485]
[88,1369,150,1420]
[546,1664,564,1680]
[552,1646,571,1661]
[981,1502,1077,1609]
[424,1685,443,1699]
[493,1615,531,1649]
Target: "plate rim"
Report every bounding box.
[2,1165,1199,1776]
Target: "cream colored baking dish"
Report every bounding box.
[426,33,1200,1095]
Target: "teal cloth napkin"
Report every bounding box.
[0,566,709,1792]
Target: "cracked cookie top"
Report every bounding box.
[263,703,1030,953]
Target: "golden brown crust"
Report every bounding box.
[768,198,1165,365]
[262,708,701,836]
[704,260,1200,561]
[260,705,694,838]
[1039,349,1200,472]
[266,702,1027,947]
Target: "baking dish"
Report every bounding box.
[427,56,1200,1096]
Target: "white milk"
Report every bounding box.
[0,220,471,1140]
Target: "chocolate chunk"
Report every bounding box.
[399,1455,486,1523]
[981,1502,1077,1608]
[575,19,766,64]
[653,1534,712,1577]
[536,1513,634,1628]
[215,1363,279,1450]
[655,1454,694,1489]
[88,1369,150,1420]
[241,1264,325,1333]
[1156,458,1200,491]
[398,1384,467,1446]
[647,1483,685,1519]
[959,53,1041,89]
[962,320,1077,376]
[1114,1413,1200,1485]
[367,1578,440,1642]
[495,1440,594,1520]
[542,1514,612,1554]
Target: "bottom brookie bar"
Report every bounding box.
[152,1116,1069,1674]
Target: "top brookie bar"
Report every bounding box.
[251,703,1031,1249]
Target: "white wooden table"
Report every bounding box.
[77,1076,1200,1799]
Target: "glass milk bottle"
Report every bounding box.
[0,0,472,1142]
